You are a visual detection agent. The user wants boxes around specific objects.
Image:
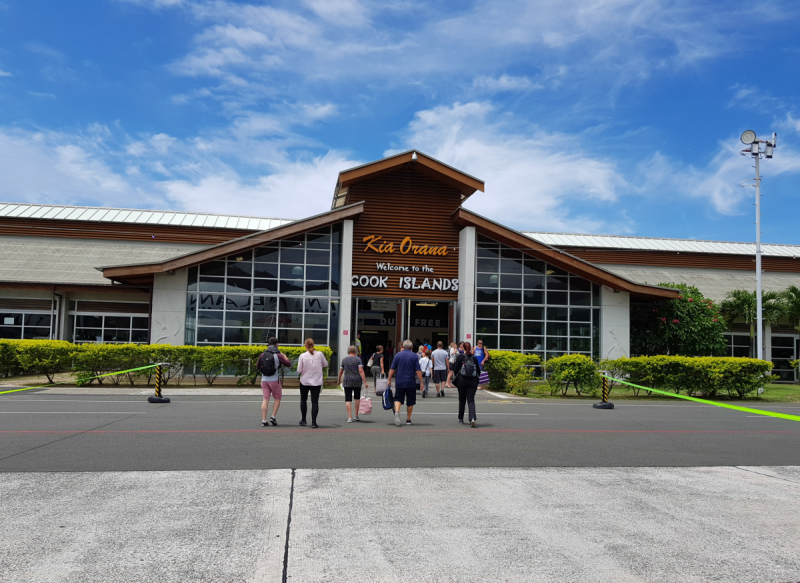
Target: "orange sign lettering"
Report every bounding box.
[362,235,447,256]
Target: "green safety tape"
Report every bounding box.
[0,364,162,395]
[602,375,800,423]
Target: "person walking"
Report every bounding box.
[445,342,458,389]
[257,337,292,427]
[474,339,490,390]
[430,341,450,397]
[370,345,385,390]
[297,338,328,428]
[386,339,422,426]
[338,345,369,423]
[419,350,432,397]
[453,341,481,427]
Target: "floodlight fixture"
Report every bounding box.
[740,130,757,145]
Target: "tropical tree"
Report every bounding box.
[779,285,800,334]
[720,289,787,358]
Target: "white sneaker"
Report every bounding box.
[347,418,353,423]
[394,412,402,427]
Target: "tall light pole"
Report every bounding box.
[740,130,777,361]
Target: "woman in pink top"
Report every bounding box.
[297,338,329,428]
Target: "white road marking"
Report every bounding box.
[483,390,514,399]
[0,412,147,415]
[412,412,539,416]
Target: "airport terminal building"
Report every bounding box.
[1,151,799,379]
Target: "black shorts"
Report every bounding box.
[344,386,362,402]
[433,370,447,383]
[394,385,417,407]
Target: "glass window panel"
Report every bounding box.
[501,248,523,260]
[500,273,522,288]
[253,263,278,279]
[547,291,568,305]
[281,236,305,248]
[281,264,304,279]
[132,329,149,343]
[547,276,568,290]
[305,298,329,313]
[476,334,497,349]
[570,338,591,352]
[524,260,546,275]
[279,298,304,313]
[198,312,224,325]
[105,316,131,328]
[500,335,521,350]
[197,327,223,343]
[75,315,103,327]
[592,283,601,305]
[500,259,523,274]
[306,230,332,248]
[224,328,249,344]
[476,273,499,287]
[226,261,252,278]
[733,335,751,347]
[225,311,251,327]
[477,247,499,259]
[252,328,277,343]
[225,295,251,310]
[547,321,568,336]
[253,312,278,328]
[570,278,592,292]
[104,329,130,342]
[279,329,304,345]
[199,261,226,276]
[253,279,278,294]
[303,329,328,344]
[476,305,498,319]
[547,307,568,321]
[772,336,794,347]
[500,305,522,320]
[477,235,499,246]
[279,313,304,328]
[306,249,330,265]
[547,337,568,351]
[305,266,329,280]
[524,306,543,320]
[226,278,252,293]
[24,314,51,327]
[500,320,521,335]
[198,277,226,292]
[475,320,498,334]
[74,329,101,342]
[476,288,499,303]
[477,258,499,273]
[304,314,328,329]
[570,308,591,322]
[198,294,225,310]
[570,323,591,337]
[305,281,329,296]
[732,346,750,357]
[254,246,280,262]
[523,335,544,351]
[523,321,543,336]
[188,266,198,290]
[524,275,545,290]
[523,290,543,305]
[570,292,592,306]
[500,289,522,303]
[280,248,305,264]
[545,265,568,276]
[132,317,149,329]
[772,347,794,358]
[23,327,51,339]
[280,280,304,295]
[253,296,278,312]
[227,250,252,262]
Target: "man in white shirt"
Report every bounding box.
[430,341,450,398]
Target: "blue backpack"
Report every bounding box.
[382,384,394,410]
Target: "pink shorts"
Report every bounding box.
[261,380,283,401]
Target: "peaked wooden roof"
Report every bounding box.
[332,150,484,209]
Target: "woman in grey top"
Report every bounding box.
[370,345,385,389]
[338,345,368,423]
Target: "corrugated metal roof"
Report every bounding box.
[0,202,295,231]
[526,231,800,258]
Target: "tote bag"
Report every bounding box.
[360,395,372,415]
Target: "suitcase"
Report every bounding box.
[375,374,388,396]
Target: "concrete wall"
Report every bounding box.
[457,226,476,345]
[150,269,188,345]
[337,220,354,361]
[600,285,630,360]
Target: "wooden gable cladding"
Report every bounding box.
[349,166,462,299]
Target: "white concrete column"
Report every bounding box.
[150,268,189,345]
[600,285,630,360]
[457,226,476,344]
[338,220,354,359]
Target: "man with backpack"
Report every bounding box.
[257,337,292,427]
[452,341,481,428]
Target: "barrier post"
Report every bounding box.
[147,363,171,404]
[593,372,614,410]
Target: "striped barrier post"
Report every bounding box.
[147,363,171,404]
[593,372,614,410]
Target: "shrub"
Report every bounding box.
[72,343,144,385]
[14,340,77,384]
[791,359,799,385]
[545,354,601,397]
[482,351,540,392]
[0,340,23,378]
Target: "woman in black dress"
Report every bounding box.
[452,341,481,427]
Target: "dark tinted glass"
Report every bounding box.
[225,295,251,310]
[198,277,225,292]
[254,246,280,262]
[570,292,592,306]
[198,311,224,325]
[224,328,249,344]
[500,320,521,334]
[547,322,568,336]
[475,305,498,319]
[104,329,130,342]
[253,279,278,294]
[547,307,569,321]
[547,291,568,305]
[280,248,305,264]
[305,281,330,295]
[476,289,498,302]
[500,289,522,303]
[227,261,252,278]
[199,261,226,276]
[477,258,499,273]
[280,280,303,295]
[225,312,250,327]
[523,321,543,336]
[24,314,51,327]
[75,315,103,327]
[131,329,149,342]
[524,260,546,275]
[523,290,543,304]
[475,320,498,334]
[547,276,568,290]
[500,335,521,350]
[306,249,330,265]
[252,312,278,327]
[524,306,543,320]
[23,327,51,339]
[570,338,590,352]
[132,317,149,329]
[306,266,329,280]
[227,250,252,262]
[105,316,130,328]
[524,275,545,290]
[500,273,522,288]
[499,305,522,319]
[305,298,328,313]
[280,264,304,279]
[253,263,278,279]
[197,327,223,343]
[304,314,328,329]
[279,298,304,312]
[570,323,591,337]
[570,308,591,322]
[500,258,523,274]
[570,278,591,292]
[253,296,278,311]
[476,273,499,287]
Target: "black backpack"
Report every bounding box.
[460,355,479,379]
[257,351,279,376]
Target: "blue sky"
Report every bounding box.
[1,1,799,243]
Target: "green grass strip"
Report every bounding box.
[602,375,800,423]
[0,364,162,395]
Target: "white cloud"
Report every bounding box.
[0,69,11,77]
[390,101,623,232]
[472,75,543,92]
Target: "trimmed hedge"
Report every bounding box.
[545,354,601,397]
[482,351,541,394]
[0,340,332,386]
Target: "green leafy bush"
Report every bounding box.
[14,340,77,384]
[790,359,799,385]
[0,339,24,377]
[482,351,540,392]
[545,354,601,396]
